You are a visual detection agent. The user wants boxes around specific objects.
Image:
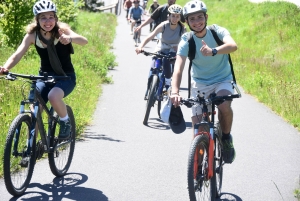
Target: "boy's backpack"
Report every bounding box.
[187,25,236,98]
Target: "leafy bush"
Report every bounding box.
[0,0,36,47]
[0,0,84,48]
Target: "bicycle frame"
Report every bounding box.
[144,51,175,98]
[152,58,164,97]
[9,73,71,158]
[183,82,241,189]
[2,72,76,196]
[16,83,54,157]
[193,96,215,181]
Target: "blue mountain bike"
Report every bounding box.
[141,51,175,125]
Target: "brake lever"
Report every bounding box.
[5,74,17,81]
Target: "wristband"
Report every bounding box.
[171,92,180,95]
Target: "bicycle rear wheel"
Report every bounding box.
[214,122,223,197]
[187,134,214,201]
[48,105,76,177]
[143,75,158,125]
[3,114,36,196]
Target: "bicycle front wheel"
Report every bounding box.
[157,99,161,119]
[187,134,214,201]
[3,114,36,196]
[143,75,158,125]
[214,122,223,197]
[48,105,76,177]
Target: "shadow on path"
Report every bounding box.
[82,131,124,142]
[9,173,108,201]
[217,192,243,201]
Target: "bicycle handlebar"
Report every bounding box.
[3,72,70,82]
[180,81,241,108]
[141,50,176,60]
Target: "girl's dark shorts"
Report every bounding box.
[28,72,76,103]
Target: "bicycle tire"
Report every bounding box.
[187,134,215,201]
[3,114,36,196]
[48,105,76,177]
[157,99,161,119]
[143,75,158,125]
[214,122,223,198]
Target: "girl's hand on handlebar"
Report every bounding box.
[170,93,182,107]
[135,47,143,54]
[0,67,9,75]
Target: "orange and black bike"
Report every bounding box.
[180,82,241,201]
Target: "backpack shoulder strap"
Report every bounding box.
[162,22,166,33]
[179,23,183,37]
[187,32,195,98]
[208,24,237,84]
[207,25,223,46]
[161,4,167,13]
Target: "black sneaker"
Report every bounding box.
[58,119,71,140]
[19,157,29,167]
[222,134,235,164]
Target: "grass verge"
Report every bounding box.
[175,0,300,128]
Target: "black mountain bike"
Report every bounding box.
[180,82,241,201]
[1,72,76,196]
[141,51,175,125]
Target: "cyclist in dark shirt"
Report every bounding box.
[148,0,160,32]
[135,0,184,33]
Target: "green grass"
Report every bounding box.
[0,11,117,177]
[175,0,300,128]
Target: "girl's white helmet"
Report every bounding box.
[33,0,57,16]
[168,4,183,14]
[183,0,207,19]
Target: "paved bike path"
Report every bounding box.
[1,8,300,201]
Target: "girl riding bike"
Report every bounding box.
[135,4,185,100]
[0,0,88,140]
